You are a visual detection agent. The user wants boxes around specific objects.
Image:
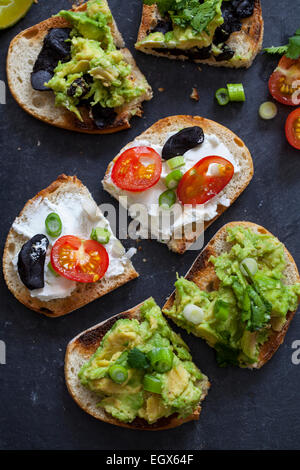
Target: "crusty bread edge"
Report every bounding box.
[103,115,254,254]
[6,2,152,134]
[136,0,263,69]
[65,300,210,430]
[2,174,138,318]
[163,221,300,369]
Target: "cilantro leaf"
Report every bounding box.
[263,45,288,55]
[286,32,300,59]
[264,29,300,59]
[127,348,149,369]
[143,0,222,35]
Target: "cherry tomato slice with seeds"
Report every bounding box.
[177,156,234,205]
[285,108,300,150]
[111,146,162,192]
[51,236,109,283]
[269,56,300,106]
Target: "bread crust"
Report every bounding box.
[103,115,254,254]
[6,2,152,134]
[136,0,263,68]
[65,301,210,430]
[2,174,138,317]
[163,221,300,369]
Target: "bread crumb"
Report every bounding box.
[37,141,41,147]
[158,87,164,92]
[190,87,199,101]
[197,66,202,72]
[138,246,142,251]
[143,258,147,262]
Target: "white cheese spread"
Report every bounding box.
[12,191,132,301]
[104,133,239,242]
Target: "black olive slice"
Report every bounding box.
[232,0,254,18]
[67,77,89,98]
[162,127,204,160]
[44,28,71,58]
[31,28,71,92]
[91,103,117,129]
[152,45,211,60]
[213,26,230,45]
[18,234,49,290]
[215,45,235,62]
[31,70,53,91]
[151,18,173,35]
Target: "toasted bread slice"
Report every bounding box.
[65,300,210,430]
[3,175,138,317]
[103,115,254,254]
[136,0,263,68]
[163,222,300,369]
[6,2,152,134]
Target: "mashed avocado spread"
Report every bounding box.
[164,226,300,367]
[137,0,224,50]
[46,0,146,120]
[79,298,207,424]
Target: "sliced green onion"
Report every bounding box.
[183,304,204,324]
[147,347,174,373]
[108,365,128,384]
[214,299,229,321]
[165,169,183,189]
[215,87,230,106]
[259,101,277,120]
[167,156,185,170]
[45,213,62,238]
[159,189,176,210]
[143,374,162,394]
[48,261,59,276]
[227,83,246,102]
[240,258,258,276]
[91,227,111,244]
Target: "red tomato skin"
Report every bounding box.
[111,146,162,192]
[285,108,300,150]
[51,236,109,283]
[268,56,300,106]
[177,156,234,206]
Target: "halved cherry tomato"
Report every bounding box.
[177,156,234,205]
[51,236,109,283]
[111,146,162,192]
[285,108,300,150]
[269,56,300,106]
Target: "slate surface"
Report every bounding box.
[0,0,300,451]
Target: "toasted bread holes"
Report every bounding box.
[32,96,46,108]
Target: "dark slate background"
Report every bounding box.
[0,0,300,450]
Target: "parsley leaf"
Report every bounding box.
[127,348,149,369]
[264,29,300,59]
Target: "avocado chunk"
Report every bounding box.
[78,298,208,424]
[164,226,300,367]
[39,0,147,122]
